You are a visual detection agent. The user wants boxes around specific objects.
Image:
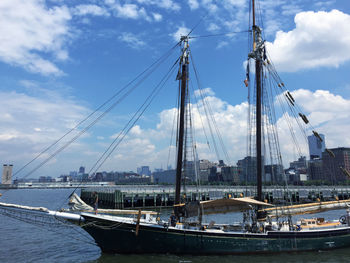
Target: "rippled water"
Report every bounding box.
[1,189,350,263]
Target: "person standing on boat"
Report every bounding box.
[93,191,98,214]
[169,212,176,227]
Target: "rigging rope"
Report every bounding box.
[89,59,179,176]
[11,41,181,183]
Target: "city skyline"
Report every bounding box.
[0,1,350,178]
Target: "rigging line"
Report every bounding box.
[189,52,220,162]
[90,61,179,175]
[189,30,251,39]
[186,4,212,37]
[272,79,303,157]
[22,45,179,181]
[267,61,319,138]
[0,209,96,246]
[166,88,180,170]
[88,58,180,175]
[189,49,231,165]
[189,79,211,151]
[13,41,181,179]
[188,99,201,190]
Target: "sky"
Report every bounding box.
[0,0,350,179]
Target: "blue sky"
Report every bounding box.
[0,0,350,179]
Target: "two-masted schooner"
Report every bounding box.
[2,0,350,254]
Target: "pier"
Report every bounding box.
[80,185,350,209]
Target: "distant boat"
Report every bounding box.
[2,0,350,255]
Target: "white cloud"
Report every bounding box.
[128,88,350,170]
[3,84,350,175]
[171,26,191,42]
[207,23,220,32]
[112,3,149,20]
[266,10,350,72]
[0,90,95,176]
[188,0,199,10]
[275,89,350,163]
[118,32,146,49]
[217,41,229,49]
[73,4,110,17]
[152,12,162,22]
[194,87,215,97]
[0,0,72,76]
[136,0,180,11]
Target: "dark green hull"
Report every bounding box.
[81,215,350,254]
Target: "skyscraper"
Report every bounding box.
[308,134,325,160]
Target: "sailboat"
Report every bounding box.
[2,0,350,254]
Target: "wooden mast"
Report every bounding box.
[175,37,189,217]
[252,0,262,202]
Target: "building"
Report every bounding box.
[2,164,13,185]
[322,147,350,183]
[308,159,323,181]
[237,156,265,183]
[308,134,325,160]
[152,169,176,184]
[221,166,240,184]
[290,156,307,170]
[79,166,85,174]
[264,164,284,183]
[139,166,151,176]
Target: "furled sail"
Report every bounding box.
[68,193,157,215]
[262,199,350,218]
[176,197,273,217]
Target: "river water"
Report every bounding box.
[1,189,350,263]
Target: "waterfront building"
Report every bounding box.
[237,156,265,183]
[221,166,240,184]
[308,134,325,160]
[290,156,307,170]
[322,147,350,182]
[264,164,284,183]
[79,166,85,174]
[308,159,324,181]
[139,166,151,176]
[152,169,176,184]
[2,164,13,185]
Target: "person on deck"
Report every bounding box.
[169,212,176,227]
[93,192,98,214]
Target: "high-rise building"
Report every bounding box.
[140,166,151,176]
[290,156,307,170]
[2,164,13,185]
[79,166,85,174]
[308,159,324,181]
[322,147,350,182]
[237,156,264,183]
[308,134,325,160]
[264,164,284,183]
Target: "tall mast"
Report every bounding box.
[175,37,189,216]
[251,0,263,201]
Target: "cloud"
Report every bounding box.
[275,89,350,164]
[188,0,199,10]
[0,89,95,176]
[266,9,350,72]
[72,4,110,17]
[194,87,215,97]
[118,32,146,49]
[136,0,180,11]
[171,26,191,42]
[0,0,72,76]
[207,23,220,32]
[126,88,350,171]
[152,12,162,22]
[112,3,150,20]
